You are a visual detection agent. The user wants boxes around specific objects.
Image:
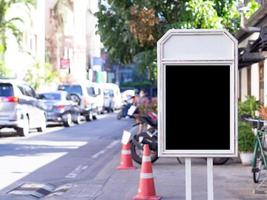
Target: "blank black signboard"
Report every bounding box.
[165,65,230,150]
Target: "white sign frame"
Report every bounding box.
[157,29,238,157]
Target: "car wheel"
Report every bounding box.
[85,111,93,122]
[63,113,72,127]
[17,116,30,136]
[74,113,82,124]
[37,114,47,132]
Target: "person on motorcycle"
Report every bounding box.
[121,95,136,118]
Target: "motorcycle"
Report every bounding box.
[129,111,159,164]
[128,111,229,165]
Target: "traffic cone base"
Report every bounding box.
[117,143,136,170]
[117,165,136,170]
[133,195,161,200]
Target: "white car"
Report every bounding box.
[0,79,46,136]
[100,83,122,112]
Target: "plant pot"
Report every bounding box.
[239,152,253,165]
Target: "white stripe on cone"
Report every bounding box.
[142,155,151,162]
[140,172,154,179]
[121,150,131,154]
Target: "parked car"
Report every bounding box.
[88,82,105,114]
[57,83,97,121]
[0,79,46,136]
[38,91,82,127]
[100,83,122,112]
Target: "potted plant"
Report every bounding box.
[238,121,255,165]
[238,95,262,129]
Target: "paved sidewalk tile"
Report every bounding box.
[44,157,267,200]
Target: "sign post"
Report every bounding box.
[157,29,238,199]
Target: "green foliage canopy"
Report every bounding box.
[0,0,35,54]
[96,0,259,79]
[238,96,260,118]
[24,61,59,90]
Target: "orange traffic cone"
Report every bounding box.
[133,144,161,200]
[117,142,136,170]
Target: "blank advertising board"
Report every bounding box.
[157,30,238,157]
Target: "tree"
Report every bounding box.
[0,0,35,53]
[96,0,259,80]
[0,61,10,77]
[24,61,59,90]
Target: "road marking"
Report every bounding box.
[91,140,120,159]
[65,164,88,179]
[106,140,120,149]
[0,153,66,190]
[91,150,106,159]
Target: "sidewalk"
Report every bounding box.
[43,155,267,200]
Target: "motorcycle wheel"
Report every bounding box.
[130,141,158,164]
[212,157,229,165]
[117,111,122,120]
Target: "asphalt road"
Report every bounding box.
[0,112,132,199]
[1,114,267,200]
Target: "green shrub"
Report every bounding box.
[238,96,260,118]
[238,121,255,152]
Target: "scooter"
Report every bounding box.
[129,111,159,164]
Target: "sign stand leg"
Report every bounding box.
[185,158,192,200]
[207,158,214,200]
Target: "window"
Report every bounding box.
[39,93,61,100]
[87,87,95,96]
[58,85,83,96]
[19,84,36,97]
[0,83,14,96]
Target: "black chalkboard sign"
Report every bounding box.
[165,65,230,150]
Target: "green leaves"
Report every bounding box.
[186,0,222,29]
[244,0,260,19]
[96,2,139,64]
[24,62,59,90]
[238,121,255,152]
[238,96,260,118]
[0,60,11,76]
[0,0,34,55]
[96,0,258,80]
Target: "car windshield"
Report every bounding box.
[58,85,82,96]
[0,83,14,97]
[39,93,62,100]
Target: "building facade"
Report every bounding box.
[5,0,104,85]
[5,0,45,80]
[237,3,267,105]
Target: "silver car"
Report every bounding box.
[0,79,46,136]
[39,91,82,127]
